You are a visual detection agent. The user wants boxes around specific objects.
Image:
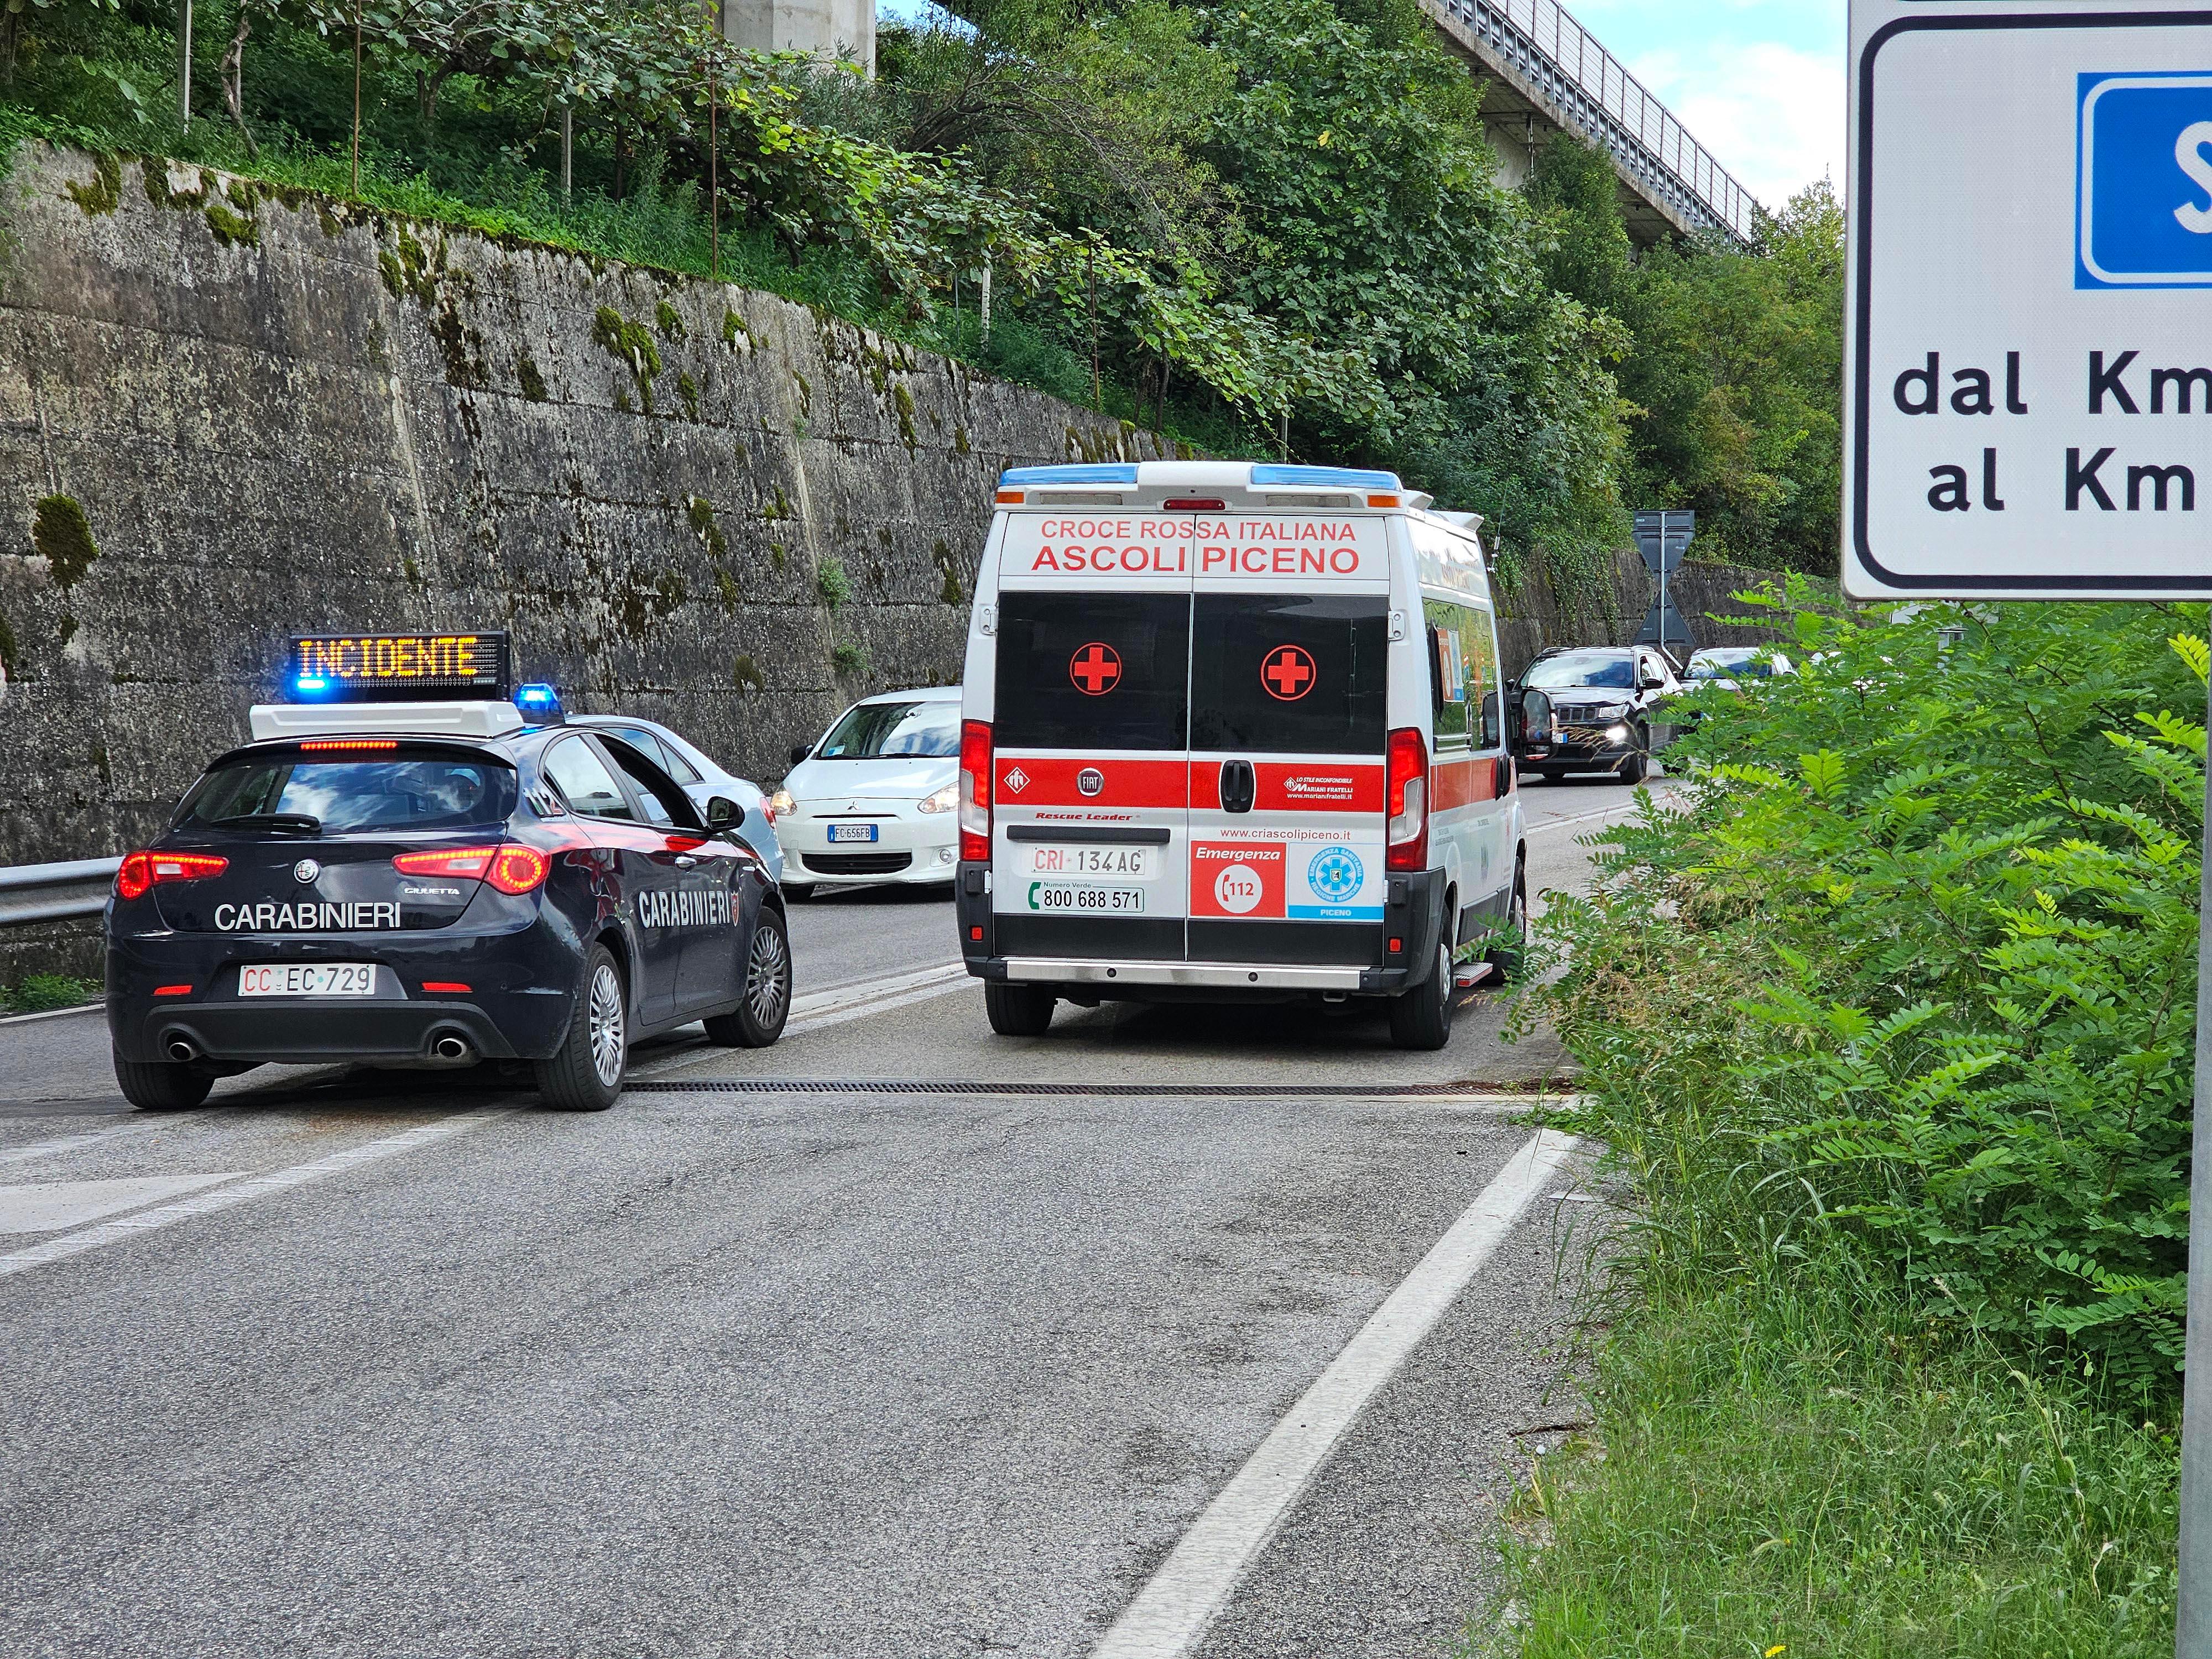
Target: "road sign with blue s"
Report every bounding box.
[2079,72,2212,287]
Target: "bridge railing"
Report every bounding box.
[1436,0,1760,244]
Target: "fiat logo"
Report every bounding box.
[1077,768,1104,797]
[292,859,321,884]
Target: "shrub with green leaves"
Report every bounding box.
[1527,590,2205,1397]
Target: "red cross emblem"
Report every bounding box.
[1261,644,1317,702]
[1069,643,1123,696]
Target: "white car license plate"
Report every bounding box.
[1026,883,1146,915]
[238,963,378,998]
[1027,845,1155,879]
[828,823,879,844]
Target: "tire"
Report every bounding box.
[535,943,627,1112]
[1389,935,1455,1051]
[1617,731,1650,786]
[782,881,816,902]
[1486,857,1528,978]
[113,1052,214,1111]
[703,907,792,1048]
[985,980,1056,1037]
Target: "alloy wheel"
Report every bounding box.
[588,961,625,1086]
[747,924,790,1027]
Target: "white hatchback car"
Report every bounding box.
[773,688,963,896]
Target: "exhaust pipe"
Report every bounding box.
[432,1034,472,1062]
[166,1037,198,1063]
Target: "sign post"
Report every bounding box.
[1846,4,2212,1647]
[1633,509,1694,661]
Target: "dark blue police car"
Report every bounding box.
[105,632,790,1113]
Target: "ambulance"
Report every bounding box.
[952,462,1532,1050]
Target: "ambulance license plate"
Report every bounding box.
[1027,845,1154,879]
[238,963,377,998]
[1026,882,1146,915]
[828,823,879,843]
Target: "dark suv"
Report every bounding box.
[1515,645,1683,783]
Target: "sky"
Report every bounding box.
[871,0,1848,212]
[1570,0,1846,208]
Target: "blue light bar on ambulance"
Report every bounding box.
[514,683,565,724]
[999,465,1141,486]
[286,632,511,705]
[1249,465,1402,491]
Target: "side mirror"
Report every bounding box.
[789,743,812,766]
[1479,690,1503,750]
[707,795,742,830]
[1516,689,1552,749]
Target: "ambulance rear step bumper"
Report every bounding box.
[1001,957,1368,992]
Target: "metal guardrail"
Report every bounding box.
[0,858,121,928]
[1433,0,1760,244]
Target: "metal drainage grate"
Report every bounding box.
[630,1079,1574,1098]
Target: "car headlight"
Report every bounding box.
[916,783,959,815]
[1605,723,1631,744]
[1594,703,1631,721]
[769,789,796,820]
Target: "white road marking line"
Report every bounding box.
[0,1108,514,1281]
[1091,1127,1583,1659]
[632,963,973,1081]
[791,961,966,1019]
[1526,802,1644,836]
[0,1124,158,1168]
[0,1001,103,1028]
[0,1172,242,1234]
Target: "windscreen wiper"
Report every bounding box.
[206,812,322,834]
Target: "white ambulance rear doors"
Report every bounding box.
[986,508,1194,963]
[1186,510,1392,967]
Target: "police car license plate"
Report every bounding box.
[828,823,879,843]
[1026,882,1145,915]
[1027,846,1154,879]
[238,963,378,998]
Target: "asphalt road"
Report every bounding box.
[0,776,1658,1658]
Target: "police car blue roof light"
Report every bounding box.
[514,683,565,724]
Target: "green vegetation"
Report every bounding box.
[32,492,100,587]
[1529,137,1843,572]
[1,0,1846,571]
[1500,598,2196,1652]
[4,972,101,1013]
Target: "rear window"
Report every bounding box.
[1191,594,1387,755]
[179,751,515,833]
[995,593,1191,751]
[817,701,962,759]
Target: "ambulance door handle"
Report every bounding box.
[1220,760,1256,815]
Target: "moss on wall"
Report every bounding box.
[32,495,99,589]
[64,153,121,215]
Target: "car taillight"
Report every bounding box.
[486,845,551,895]
[392,844,552,895]
[959,719,992,863]
[115,851,228,901]
[394,846,498,879]
[1385,727,1429,873]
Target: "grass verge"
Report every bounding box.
[1482,1260,2178,1658]
[3,973,101,1014]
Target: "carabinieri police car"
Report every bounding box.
[105,631,790,1112]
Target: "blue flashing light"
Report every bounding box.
[293,675,331,697]
[514,682,565,724]
[1249,465,1402,491]
[999,465,1140,486]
